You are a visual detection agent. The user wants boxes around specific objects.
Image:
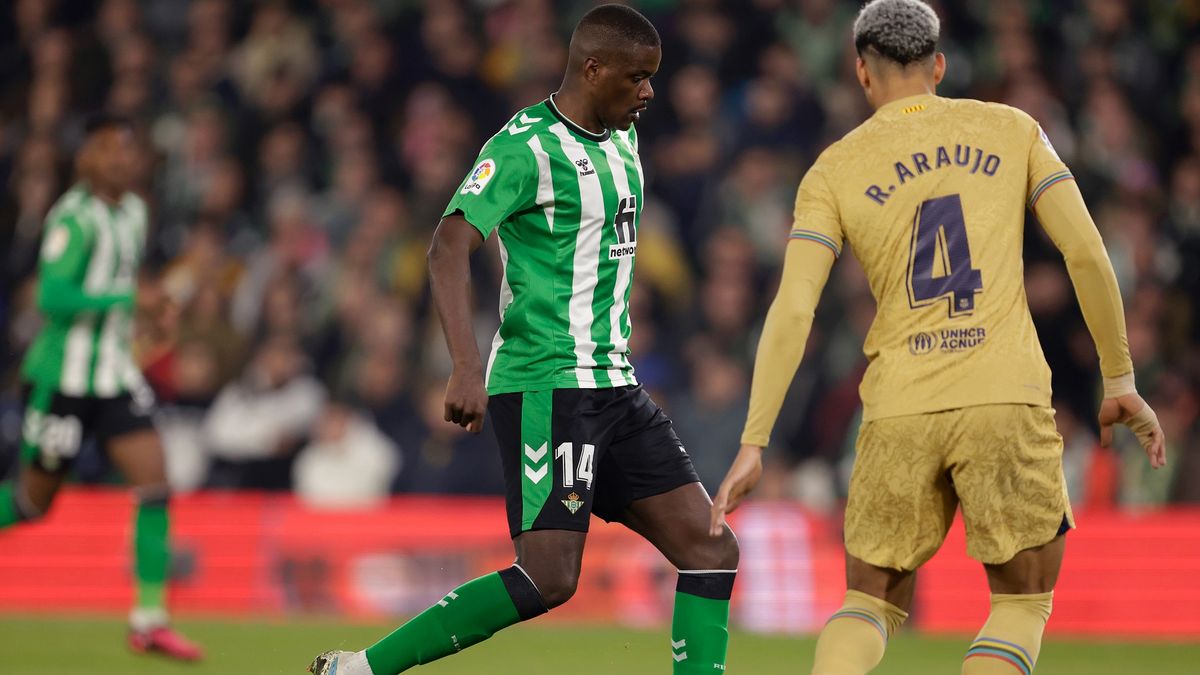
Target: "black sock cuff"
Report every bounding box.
[134,487,171,508]
[499,565,548,620]
[676,570,737,600]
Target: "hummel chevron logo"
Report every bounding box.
[671,638,687,662]
[524,464,548,483]
[524,442,548,462]
[507,113,542,135]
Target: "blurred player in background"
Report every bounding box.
[0,114,203,661]
[710,1,1165,674]
[310,5,738,675]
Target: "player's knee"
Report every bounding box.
[682,525,740,571]
[533,569,580,609]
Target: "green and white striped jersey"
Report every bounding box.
[21,183,147,397]
[444,97,644,394]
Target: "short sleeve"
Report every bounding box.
[442,140,537,239]
[39,213,91,282]
[788,162,844,258]
[1027,122,1073,209]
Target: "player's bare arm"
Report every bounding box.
[710,238,836,536]
[428,214,488,433]
[1031,173,1166,467]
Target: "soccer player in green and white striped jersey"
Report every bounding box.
[0,114,202,661]
[310,6,739,675]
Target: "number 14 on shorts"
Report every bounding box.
[556,442,595,489]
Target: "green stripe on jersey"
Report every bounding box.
[443,100,641,394]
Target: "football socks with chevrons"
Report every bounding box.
[671,570,736,674]
[811,590,909,675]
[363,566,547,674]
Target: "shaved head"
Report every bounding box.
[557,3,661,133]
[569,4,660,64]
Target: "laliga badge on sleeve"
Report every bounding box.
[461,158,497,195]
[42,226,70,262]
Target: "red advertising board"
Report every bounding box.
[1,489,1197,637]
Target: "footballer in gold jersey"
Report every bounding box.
[710,1,1166,674]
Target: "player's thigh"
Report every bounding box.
[100,391,165,488]
[845,412,956,571]
[949,404,1073,566]
[622,482,738,570]
[600,387,703,527]
[985,534,1065,595]
[487,388,622,539]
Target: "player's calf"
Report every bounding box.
[670,526,739,674]
[962,592,1052,674]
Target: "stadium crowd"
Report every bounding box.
[1,0,1198,509]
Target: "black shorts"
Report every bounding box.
[20,381,156,473]
[489,384,700,538]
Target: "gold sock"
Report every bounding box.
[811,590,908,675]
[962,592,1053,674]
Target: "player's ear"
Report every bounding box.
[583,55,603,85]
[855,56,871,91]
[932,52,946,85]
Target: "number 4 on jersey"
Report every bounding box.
[907,194,983,317]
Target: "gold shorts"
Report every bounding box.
[845,404,1073,569]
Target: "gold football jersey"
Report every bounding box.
[792,93,1077,421]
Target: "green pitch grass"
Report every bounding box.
[2,615,1198,674]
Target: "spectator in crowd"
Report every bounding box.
[293,401,400,508]
[203,333,325,490]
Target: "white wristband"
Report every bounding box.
[1102,372,1137,399]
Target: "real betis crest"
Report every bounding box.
[562,492,584,515]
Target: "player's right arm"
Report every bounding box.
[710,164,841,535]
[428,215,488,432]
[430,138,537,433]
[37,213,134,320]
[1027,125,1165,468]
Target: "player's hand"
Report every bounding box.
[709,444,763,537]
[444,367,488,433]
[1099,392,1166,469]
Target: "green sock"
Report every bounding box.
[365,567,546,675]
[672,571,736,674]
[133,496,170,609]
[0,483,20,529]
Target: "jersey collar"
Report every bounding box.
[547,94,611,143]
[874,93,940,117]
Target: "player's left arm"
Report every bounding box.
[711,166,841,535]
[1029,129,1165,468]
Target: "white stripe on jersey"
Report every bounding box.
[95,204,138,396]
[600,137,635,384]
[94,311,122,396]
[548,123,605,388]
[61,318,95,396]
[528,135,556,232]
[85,199,115,293]
[485,234,514,388]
